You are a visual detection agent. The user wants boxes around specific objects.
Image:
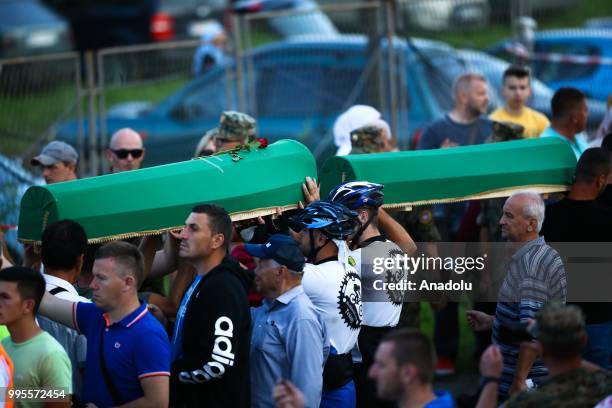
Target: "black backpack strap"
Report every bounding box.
[99,327,123,406]
[49,287,68,296]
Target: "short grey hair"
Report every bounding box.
[509,190,545,232]
[452,72,488,101]
[269,259,304,277]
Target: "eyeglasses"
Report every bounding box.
[112,149,143,159]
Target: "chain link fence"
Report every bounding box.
[96,39,201,173]
[232,1,415,156]
[0,52,82,164]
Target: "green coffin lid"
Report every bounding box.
[19,139,316,244]
[320,138,577,209]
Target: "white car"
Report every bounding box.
[317,0,490,32]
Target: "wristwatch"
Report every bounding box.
[480,376,501,387]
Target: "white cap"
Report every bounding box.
[333,105,381,156]
[199,21,225,43]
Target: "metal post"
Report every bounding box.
[385,0,398,148]
[364,0,381,109]
[245,16,256,117]
[75,56,85,178]
[85,51,99,176]
[97,51,109,174]
[232,14,246,113]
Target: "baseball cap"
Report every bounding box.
[244,234,305,272]
[31,141,78,166]
[333,105,381,156]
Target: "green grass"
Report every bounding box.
[413,0,612,49]
[103,76,191,108]
[0,76,190,158]
[0,83,78,156]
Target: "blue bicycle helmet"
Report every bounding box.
[327,181,384,210]
[288,200,359,240]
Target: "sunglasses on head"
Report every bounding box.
[113,149,143,159]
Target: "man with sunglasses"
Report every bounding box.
[105,128,146,173]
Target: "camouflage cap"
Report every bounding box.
[217,111,256,143]
[350,125,385,154]
[528,303,586,344]
[490,121,525,142]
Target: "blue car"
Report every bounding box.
[489,29,612,102]
[56,36,470,167]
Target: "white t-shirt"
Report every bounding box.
[302,254,362,355]
[359,239,405,327]
[43,274,90,303]
[39,274,90,396]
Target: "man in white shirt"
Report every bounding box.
[288,200,362,408]
[38,220,90,401]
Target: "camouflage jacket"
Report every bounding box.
[505,367,612,408]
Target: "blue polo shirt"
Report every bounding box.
[73,302,171,407]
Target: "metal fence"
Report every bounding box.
[1,0,608,178]
[96,39,201,173]
[0,0,535,177]
[232,1,413,154]
[0,52,82,166]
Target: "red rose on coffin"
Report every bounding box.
[256,138,269,148]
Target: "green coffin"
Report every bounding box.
[19,139,316,244]
[320,138,577,209]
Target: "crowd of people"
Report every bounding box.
[0,64,611,408]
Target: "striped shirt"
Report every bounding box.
[492,236,566,396]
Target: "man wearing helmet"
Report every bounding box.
[328,181,415,407]
[288,200,363,408]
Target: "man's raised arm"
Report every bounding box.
[39,291,76,329]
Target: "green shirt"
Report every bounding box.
[2,331,72,408]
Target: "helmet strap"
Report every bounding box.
[307,229,330,263]
[350,208,378,250]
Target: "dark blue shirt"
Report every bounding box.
[73,302,171,407]
[417,114,492,150]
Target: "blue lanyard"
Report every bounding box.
[171,274,203,360]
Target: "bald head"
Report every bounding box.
[106,128,145,173]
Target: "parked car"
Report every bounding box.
[229,0,338,37]
[0,0,72,59]
[488,29,612,102]
[585,17,612,30]
[42,0,226,50]
[318,0,489,32]
[457,49,607,130]
[55,35,481,166]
